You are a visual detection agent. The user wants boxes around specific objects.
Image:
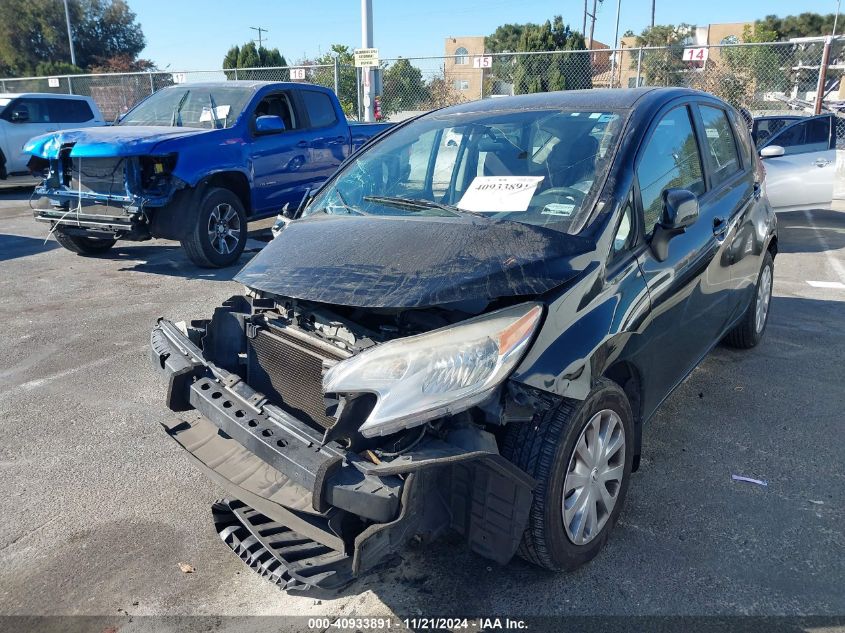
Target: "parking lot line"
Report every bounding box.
[806,280,845,289]
[803,209,845,283]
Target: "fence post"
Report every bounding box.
[234,67,238,80]
[0,79,5,92]
[148,72,155,95]
[814,36,833,115]
[333,56,340,95]
[67,76,73,94]
[635,47,643,87]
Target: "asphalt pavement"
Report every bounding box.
[0,187,843,621]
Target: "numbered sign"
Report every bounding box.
[683,47,709,63]
[290,68,306,80]
[472,56,493,69]
[47,77,60,88]
[171,72,187,84]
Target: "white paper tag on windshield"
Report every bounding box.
[457,176,545,212]
[199,104,231,122]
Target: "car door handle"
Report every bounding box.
[713,216,728,239]
[296,140,309,148]
[814,158,831,167]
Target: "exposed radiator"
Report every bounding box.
[247,323,346,430]
[70,157,126,198]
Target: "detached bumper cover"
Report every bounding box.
[150,318,536,591]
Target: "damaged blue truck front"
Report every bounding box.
[27,81,391,267]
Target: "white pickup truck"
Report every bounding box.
[0,93,104,181]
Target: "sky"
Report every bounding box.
[133,0,837,71]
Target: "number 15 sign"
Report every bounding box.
[683,47,709,62]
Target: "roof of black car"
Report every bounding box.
[439,87,701,115]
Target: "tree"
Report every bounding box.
[757,13,837,40]
[629,24,693,86]
[0,0,148,77]
[380,58,429,117]
[221,41,287,80]
[485,16,590,95]
[312,45,359,118]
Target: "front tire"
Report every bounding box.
[180,187,247,268]
[502,379,634,571]
[53,230,116,255]
[724,251,774,349]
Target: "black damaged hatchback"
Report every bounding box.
[151,87,777,593]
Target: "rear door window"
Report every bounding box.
[636,106,705,235]
[47,98,94,123]
[300,90,338,129]
[698,105,741,188]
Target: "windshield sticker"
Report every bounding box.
[541,203,576,217]
[705,127,720,139]
[457,176,545,212]
[199,104,231,122]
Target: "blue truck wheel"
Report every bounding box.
[180,187,247,268]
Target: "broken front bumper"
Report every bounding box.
[150,319,536,592]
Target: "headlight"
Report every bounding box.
[322,302,543,437]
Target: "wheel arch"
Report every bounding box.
[601,359,644,471]
[202,170,252,216]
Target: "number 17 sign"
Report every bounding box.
[683,47,709,62]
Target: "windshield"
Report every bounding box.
[119,86,252,128]
[306,107,624,232]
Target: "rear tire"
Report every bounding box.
[180,187,247,268]
[53,230,116,255]
[724,251,774,349]
[502,379,634,571]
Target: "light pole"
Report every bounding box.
[361,0,374,122]
[62,0,76,66]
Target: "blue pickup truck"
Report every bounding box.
[26,81,391,266]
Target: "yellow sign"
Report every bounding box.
[354,48,380,68]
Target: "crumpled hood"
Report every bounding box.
[235,213,596,308]
[25,126,211,159]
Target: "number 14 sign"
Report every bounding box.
[683,47,709,62]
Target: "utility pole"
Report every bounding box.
[650,0,655,28]
[62,0,76,66]
[250,26,269,49]
[582,0,587,36]
[587,0,602,49]
[361,0,374,122]
[609,0,622,87]
[833,0,841,36]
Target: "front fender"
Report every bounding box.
[511,254,651,402]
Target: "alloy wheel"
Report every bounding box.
[562,409,626,545]
[207,203,241,255]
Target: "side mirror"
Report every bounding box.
[661,188,699,229]
[255,115,285,136]
[760,145,785,158]
[650,188,699,262]
[10,108,29,123]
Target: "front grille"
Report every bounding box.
[247,324,346,429]
[69,157,127,198]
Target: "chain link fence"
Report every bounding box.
[1,37,841,123]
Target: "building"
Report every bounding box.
[444,36,486,100]
[444,36,611,99]
[613,22,752,89]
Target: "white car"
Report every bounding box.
[758,113,838,211]
[0,93,105,181]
